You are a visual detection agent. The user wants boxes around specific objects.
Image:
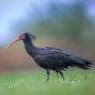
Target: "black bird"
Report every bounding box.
[8,32,92,81]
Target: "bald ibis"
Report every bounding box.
[8,32,92,81]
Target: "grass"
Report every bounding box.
[0,68,95,95]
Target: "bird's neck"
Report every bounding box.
[23,38,36,55]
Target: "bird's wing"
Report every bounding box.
[37,47,71,69]
[38,47,92,69]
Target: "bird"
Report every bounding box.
[8,32,92,81]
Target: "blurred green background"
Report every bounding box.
[0,0,95,95]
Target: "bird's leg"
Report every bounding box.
[46,69,50,82]
[59,71,64,80]
[55,70,59,78]
[56,70,59,75]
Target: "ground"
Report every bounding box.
[0,68,95,95]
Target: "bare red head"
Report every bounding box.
[7,32,36,49]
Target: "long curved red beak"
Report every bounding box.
[7,36,21,49]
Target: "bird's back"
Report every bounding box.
[28,47,92,70]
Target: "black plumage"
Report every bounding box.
[9,32,92,81]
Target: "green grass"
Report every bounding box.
[0,68,95,95]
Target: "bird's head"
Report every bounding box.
[7,32,36,48]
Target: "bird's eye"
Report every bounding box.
[22,34,25,36]
[21,34,25,37]
[19,34,25,40]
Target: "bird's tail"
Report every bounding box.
[73,59,92,69]
[68,55,92,69]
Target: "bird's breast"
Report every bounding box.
[32,54,49,68]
